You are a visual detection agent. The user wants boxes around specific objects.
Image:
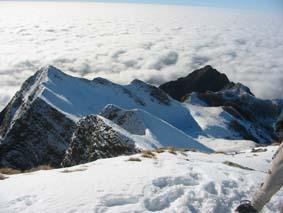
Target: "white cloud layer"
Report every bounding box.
[0,2,283,110]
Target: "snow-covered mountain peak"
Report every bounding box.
[0,66,206,169]
[41,65,65,76]
[32,65,68,85]
[1,65,282,170]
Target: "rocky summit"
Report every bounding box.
[159,65,230,101]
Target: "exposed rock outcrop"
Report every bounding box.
[0,66,77,170]
[62,115,139,167]
[0,98,75,170]
[159,65,230,101]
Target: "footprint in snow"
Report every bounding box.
[94,194,140,212]
[7,195,37,212]
[142,174,201,211]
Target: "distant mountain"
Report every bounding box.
[186,83,283,144]
[159,65,230,101]
[159,65,283,144]
[0,65,282,170]
[0,65,207,170]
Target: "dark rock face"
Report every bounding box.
[159,65,230,101]
[189,84,283,144]
[275,111,283,137]
[0,98,75,170]
[0,67,76,170]
[0,68,41,138]
[62,115,139,167]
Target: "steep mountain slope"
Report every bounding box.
[100,104,212,151]
[62,115,139,167]
[27,65,201,134]
[0,65,205,169]
[159,65,283,144]
[159,65,230,101]
[187,103,247,139]
[186,83,283,144]
[0,65,281,169]
[0,68,77,169]
[62,109,212,167]
[0,98,75,169]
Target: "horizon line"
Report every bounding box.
[1,0,283,12]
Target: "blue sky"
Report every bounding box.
[37,0,283,11]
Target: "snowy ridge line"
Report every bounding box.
[0,65,282,170]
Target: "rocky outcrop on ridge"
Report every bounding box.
[62,115,139,167]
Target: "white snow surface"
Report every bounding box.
[100,105,212,152]
[187,103,240,139]
[34,66,201,136]
[197,137,256,153]
[1,145,282,213]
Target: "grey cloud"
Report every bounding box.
[148,51,179,70]
[111,50,127,59]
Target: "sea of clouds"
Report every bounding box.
[0,2,282,110]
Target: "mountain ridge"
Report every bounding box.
[0,65,282,170]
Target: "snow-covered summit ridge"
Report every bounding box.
[100,104,212,152]
[26,65,202,135]
[0,65,206,169]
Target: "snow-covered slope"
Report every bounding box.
[0,65,208,169]
[185,84,283,144]
[0,65,201,138]
[61,106,212,167]
[187,103,242,139]
[0,65,281,170]
[37,66,201,135]
[0,145,281,213]
[100,104,212,152]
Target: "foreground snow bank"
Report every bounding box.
[0,146,282,213]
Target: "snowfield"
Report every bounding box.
[1,145,282,213]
